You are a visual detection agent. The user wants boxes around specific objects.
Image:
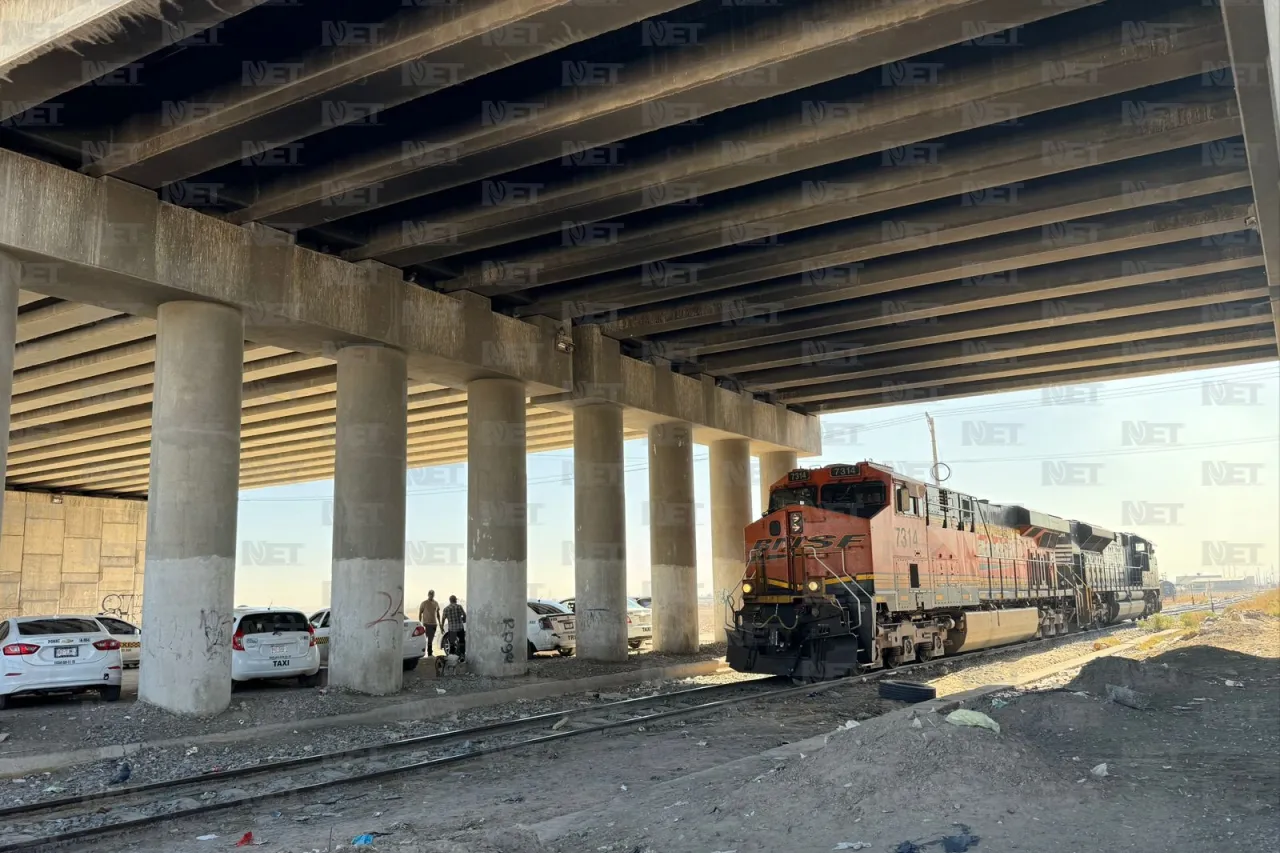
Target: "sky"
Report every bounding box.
[233,363,1280,613]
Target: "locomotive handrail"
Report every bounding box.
[803,546,867,632]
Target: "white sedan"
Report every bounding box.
[528,600,575,657]
[95,615,141,667]
[308,608,427,671]
[559,598,653,649]
[0,616,123,709]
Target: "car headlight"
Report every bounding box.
[807,580,820,592]
[741,583,753,595]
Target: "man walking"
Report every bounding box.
[442,595,466,660]
[418,590,441,656]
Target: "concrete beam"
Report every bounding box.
[810,348,1278,413]
[781,327,1276,405]
[16,301,119,343]
[530,147,1251,316]
[0,0,264,123]
[606,195,1258,338]
[0,0,166,79]
[14,315,154,371]
[1221,0,1280,353]
[667,240,1265,357]
[87,0,694,185]
[701,271,1271,374]
[485,89,1242,298]
[751,305,1271,392]
[0,152,818,452]
[232,0,1100,228]
[387,3,1224,270]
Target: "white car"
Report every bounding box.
[307,608,427,671]
[0,615,123,709]
[560,598,653,649]
[95,615,141,667]
[528,600,575,657]
[231,607,321,686]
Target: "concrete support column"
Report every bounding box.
[329,345,408,695]
[467,377,528,677]
[648,421,698,654]
[758,450,799,514]
[139,301,243,715]
[573,403,627,661]
[709,439,752,643]
[0,254,18,538]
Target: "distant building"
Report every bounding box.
[1175,574,1257,594]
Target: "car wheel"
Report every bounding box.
[557,648,573,657]
[298,672,323,688]
[628,640,643,649]
[878,680,937,703]
[100,685,122,702]
[402,657,420,672]
[527,641,537,660]
[0,694,8,711]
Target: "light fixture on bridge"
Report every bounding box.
[554,322,574,354]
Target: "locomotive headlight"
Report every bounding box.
[741,583,753,595]
[807,580,820,592]
[788,512,804,534]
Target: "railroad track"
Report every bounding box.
[0,596,1243,851]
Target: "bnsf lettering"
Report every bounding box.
[750,534,865,552]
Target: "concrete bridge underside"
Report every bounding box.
[0,0,1276,712]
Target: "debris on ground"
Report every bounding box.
[1090,763,1108,779]
[1104,684,1149,710]
[944,709,1000,734]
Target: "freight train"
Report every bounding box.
[726,462,1162,681]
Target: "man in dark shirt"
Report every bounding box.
[442,595,466,659]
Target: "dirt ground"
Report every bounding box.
[11,612,1275,853]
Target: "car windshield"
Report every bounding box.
[529,602,565,615]
[18,618,101,635]
[627,600,648,610]
[238,612,309,634]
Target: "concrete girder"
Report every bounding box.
[17,291,46,307]
[360,2,1221,268]
[807,347,1279,414]
[16,301,119,343]
[75,428,606,495]
[0,0,168,79]
[87,0,696,185]
[13,315,154,371]
[11,343,292,409]
[1220,0,1280,353]
[529,147,1251,316]
[0,0,265,123]
[605,195,1258,338]
[778,327,1276,405]
[232,0,1099,228]
[701,271,1271,375]
[662,241,1264,357]
[746,304,1272,392]
[0,153,819,454]
[508,90,1244,305]
[9,361,337,431]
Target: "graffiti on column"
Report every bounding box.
[501,617,516,663]
[365,586,405,629]
[200,609,233,657]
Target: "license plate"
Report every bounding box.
[270,645,290,658]
[54,646,79,658]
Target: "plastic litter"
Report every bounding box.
[108,762,131,785]
[1091,763,1109,779]
[235,832,254,847]
[42,785,65,794]
[352,835,375,846]
[551,716,570,731]
[196,834,218,841]
[833,843,871,850]
[0,733,9,744]
[941,825,980,852]
[185,746,199,756]
[895,842,923,853]
[910,718,922,729]
[435,688,447,695]
[990,698,1009,709]
[1225,679,1244,688]
[944,709,1000,734]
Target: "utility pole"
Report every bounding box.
[925,412,941,486]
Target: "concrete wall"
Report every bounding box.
[0,490,146,619]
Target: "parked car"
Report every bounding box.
[528,600,575,657]
[634,597,652,609]
[231,607,321,687]
[307,608,427,671]
[95,615,141,667]
[559,598,653,649]
[0,615,123,709]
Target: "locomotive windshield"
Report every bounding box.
[819,481,887,519]
[768,486,817,511]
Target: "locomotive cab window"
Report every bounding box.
[820,481,887,519]
[894,483,910,513]
[768,486,817,512]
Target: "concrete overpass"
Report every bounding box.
[0,0,1276,713]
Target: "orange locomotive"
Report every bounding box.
[726,462,1162,680]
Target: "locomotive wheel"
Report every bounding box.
[879,680,937,703]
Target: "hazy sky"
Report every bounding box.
[233,363,1280,612]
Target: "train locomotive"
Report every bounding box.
[726,462,1162,681]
